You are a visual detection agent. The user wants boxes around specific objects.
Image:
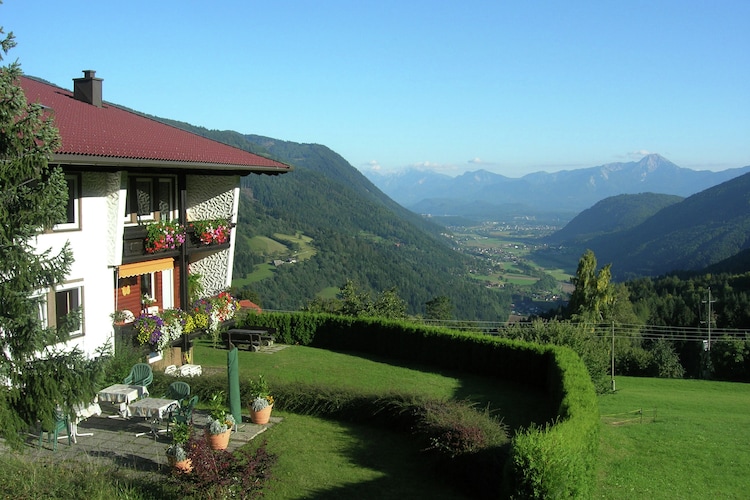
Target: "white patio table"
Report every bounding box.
[127,397,180,438]
[69,400,102,443]
[97,384,149,418]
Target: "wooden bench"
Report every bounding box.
[221,328,277,351]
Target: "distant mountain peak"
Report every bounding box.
[637,153,676,171]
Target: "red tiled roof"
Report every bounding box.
[239,299,262,314]
[19,75,291,173]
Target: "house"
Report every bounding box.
[21,70,291,359]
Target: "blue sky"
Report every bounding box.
[4,1,749,177]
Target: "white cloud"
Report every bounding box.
[364,160,382,171]
[628,149,652,159]
[468,157,483,164]
[409,161,465,176]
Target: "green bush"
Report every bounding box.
[238,312,600,498]
[505,346,600,499]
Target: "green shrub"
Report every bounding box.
[270,380,510,486]
[237,311,600,498]
[174,435,277,499]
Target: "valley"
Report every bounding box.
[233,215,574,320]
[442,218,575,318]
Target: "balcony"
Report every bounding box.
[122,220,231,263]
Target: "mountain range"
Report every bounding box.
[155,114,750,311]
[538,173,750,279]
[365,154,750,217]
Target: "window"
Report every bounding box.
[54,173,81,231]
[158,179,174,216]
[140,273,155,302]
[125,176,176,223]
[135,178,154,219]
[43,283,84,337]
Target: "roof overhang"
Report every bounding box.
[52,154,292,176]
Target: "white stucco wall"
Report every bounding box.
[32,171,123,358]
[186,175,240,297]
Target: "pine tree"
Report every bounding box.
[0,23,104,447]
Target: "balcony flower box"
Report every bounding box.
[145,220,186,254]
[188,218,231,247]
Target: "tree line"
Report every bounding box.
[526,250,750,388]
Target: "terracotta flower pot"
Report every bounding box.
[167,455,193,474]
[206,428,231,450]
[250,404,273,425]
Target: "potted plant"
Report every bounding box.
[110,309,134,326]
[205,391,235,450]
[248,374,274,425]
[165,422,192,473]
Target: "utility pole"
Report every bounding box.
[702,288,716,351]
[611,321,616,392]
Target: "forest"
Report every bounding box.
[232,169,511,321]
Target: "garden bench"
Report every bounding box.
[221,327,277,351]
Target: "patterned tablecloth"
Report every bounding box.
[73,401,102,423]
[128,397,180,420]
[127,398,180,438]
[98,384,149,404]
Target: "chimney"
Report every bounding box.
[73,70,103,107]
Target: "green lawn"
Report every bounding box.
[259,411,465,499]
[596,376,750,499]
[194,341,555,498]
[201,344,750,499]
[194,340,553,430]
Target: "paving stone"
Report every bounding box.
[4,409,280,475]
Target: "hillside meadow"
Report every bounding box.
[596,376,750,499]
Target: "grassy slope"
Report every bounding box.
[596,376,750,499]
[193,340,555,498]
[194,340,552,430]
[260,412,466,499]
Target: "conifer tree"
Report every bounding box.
[0,22,103,447]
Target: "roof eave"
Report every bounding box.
[51,153,293,175]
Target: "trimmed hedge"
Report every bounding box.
[238,312,599,499]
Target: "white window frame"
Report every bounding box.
[53,173,81,231]
[46,282,84,338]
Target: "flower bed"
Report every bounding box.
[133,292,240,353]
